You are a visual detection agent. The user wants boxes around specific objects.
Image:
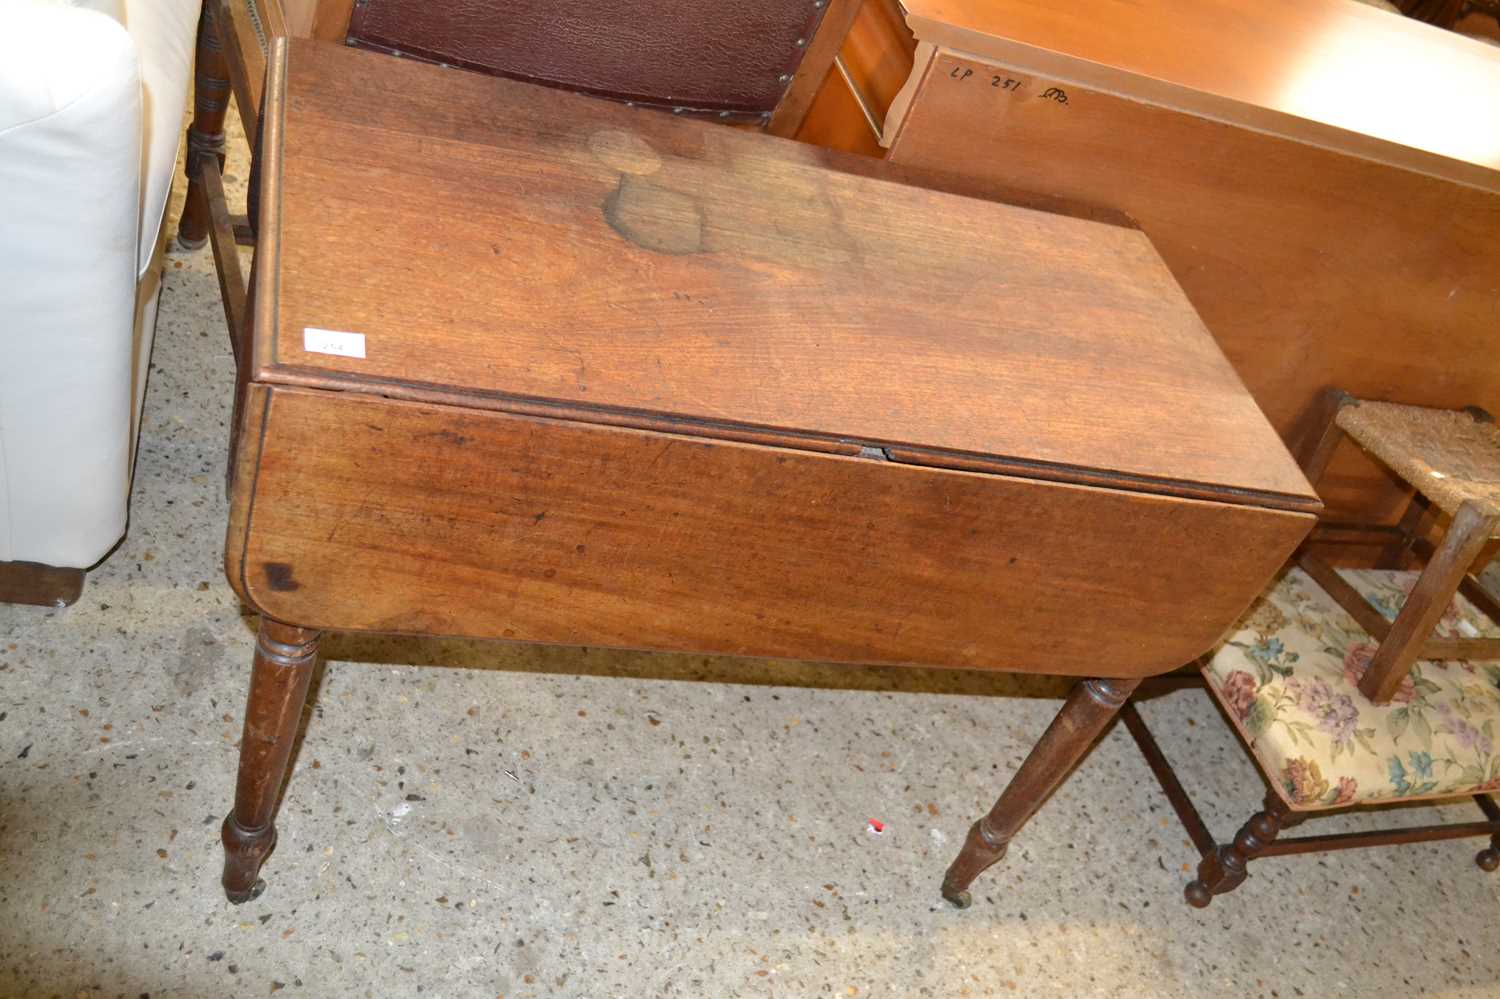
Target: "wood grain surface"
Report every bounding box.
[219,0,271,146]
[794,58,887,159]
[795,0,915,149]
[885,47,1500,523]
[254,38,1314,511]
[900,0,1500,183]
[767,0,865,137]
[230,387,1313,678]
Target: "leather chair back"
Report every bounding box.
[344,0,840,122]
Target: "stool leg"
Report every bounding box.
[178,2,231,250]
[941,677,1138,908]
[1185,792,1299,907]
[1298,390,1357,487]
[1375,492,1431,570]
[221,618,320,904]
[1361,501,1498,703]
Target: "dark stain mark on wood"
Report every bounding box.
[602,175,704,255]
[264,563,301,591]
[418,429,469,446]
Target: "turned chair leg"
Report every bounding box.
[221,618,320,904]
[1185,792,1299,907]
[941,676,1140,908]
[178,1,231,250]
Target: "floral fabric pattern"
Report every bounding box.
[1203,568,1500,810]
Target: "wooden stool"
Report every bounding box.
[1300,395,1500,703]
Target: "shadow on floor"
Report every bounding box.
[305,623,1083,701]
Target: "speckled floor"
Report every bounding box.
[4,110,1500,999]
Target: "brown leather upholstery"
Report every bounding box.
[346,0,833,118]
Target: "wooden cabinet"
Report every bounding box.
[800,0,1500,530]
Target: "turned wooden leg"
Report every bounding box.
[178,1,231,250]
[1362,501,1498,703]
[941,676,1139,908]
[1184,792,1298,907]
[221,618,320,904]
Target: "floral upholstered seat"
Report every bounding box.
[1203,568,1500,811]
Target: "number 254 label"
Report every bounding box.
[303,327,367,359]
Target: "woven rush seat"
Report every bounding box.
[1204,567,1500,810]
[1336,400,1500,523]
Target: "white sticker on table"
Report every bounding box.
[303,327,366,359]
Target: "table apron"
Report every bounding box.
[228,384,1313,676]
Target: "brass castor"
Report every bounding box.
[225,878,266,905]
[221,816,277,904]
[941,886,973,909]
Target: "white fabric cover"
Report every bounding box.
[125,0,201,275]
[0,0,199,569]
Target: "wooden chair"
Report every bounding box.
[1125,393,1500,906]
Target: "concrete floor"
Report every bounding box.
[4,112,1500,999]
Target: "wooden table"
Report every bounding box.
[221,36,1318,906]
[800,0,1500,535]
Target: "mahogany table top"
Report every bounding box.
[254,38,1316,513]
